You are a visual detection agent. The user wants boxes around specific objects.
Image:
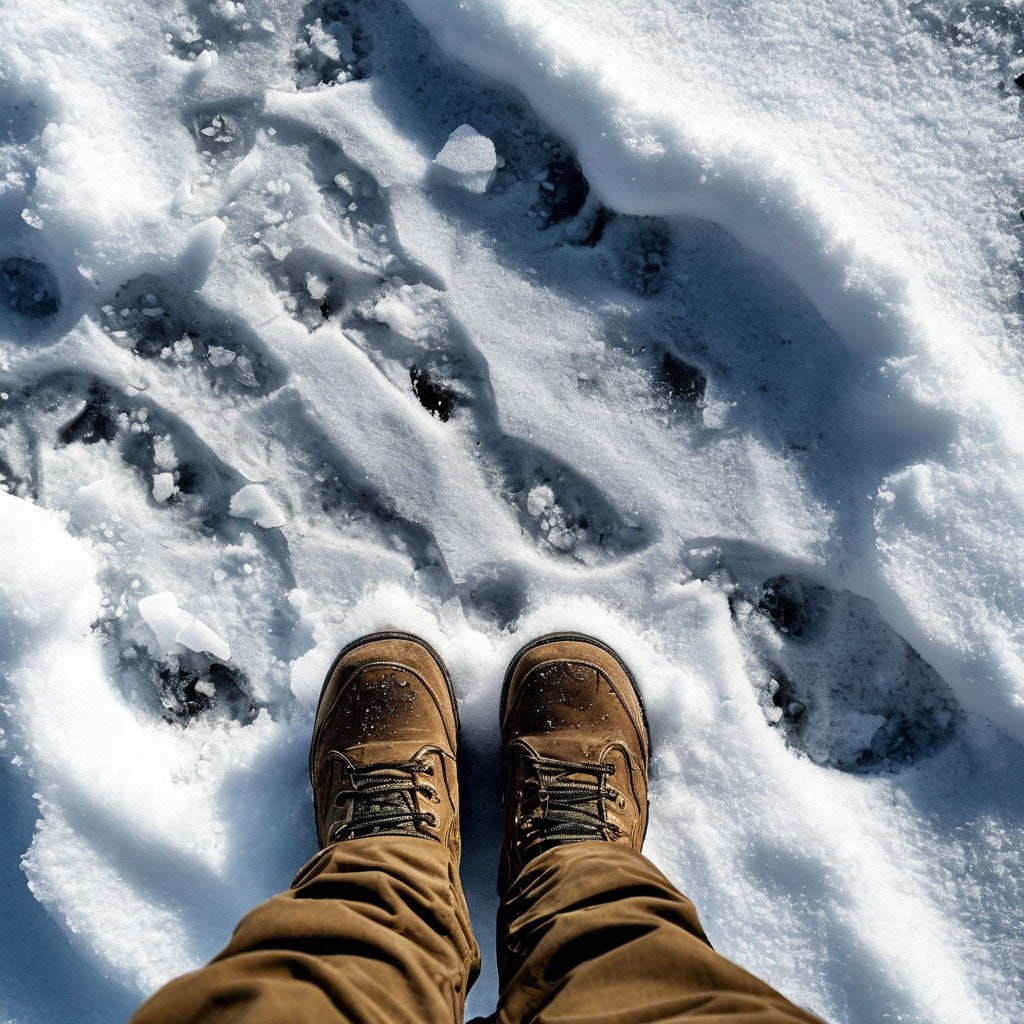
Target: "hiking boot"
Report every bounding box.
[309,631,461,855]
[499,632,650,886]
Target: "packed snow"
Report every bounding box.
[0,1,1022,1023]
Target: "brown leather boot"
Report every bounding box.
[309,631,462,856]
[499,632,651,887]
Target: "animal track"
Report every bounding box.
[1,256,60,319]
[602,216,672,296]
[656,350,708,408]
[502,442,648,562]
[0,370,299,723]
[162,0,259,62]
[163,8,212,62]
[533,152,590,227]
[294,0,372,89]
[266,249,350,330]
[188,105,252,171]
[683,547,959,772]
[99,274,287,395]
[409,364,458,421]
[113,638,257,726]
[353,278,651,564]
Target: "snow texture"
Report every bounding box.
[0,1,1022,1022]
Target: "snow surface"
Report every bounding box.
[0,1,1022,1022]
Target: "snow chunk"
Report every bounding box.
[151,472,176,503]
[229,484,286,529]
[526,484,554,517]
[433,124,496,194]
[181,217,226,289]
[138,591,230,660]
[70,478,119,530]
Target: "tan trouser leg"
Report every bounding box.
[497,842,825,1024]
[130,837,480,1024]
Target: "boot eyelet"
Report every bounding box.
[424,812,438,828]
[418,761,434,775]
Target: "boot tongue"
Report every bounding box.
[344,740,417,766]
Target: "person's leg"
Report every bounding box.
[499,842,822,1023]
[130,633,480,1024]
[133,836,477,1024]
[496,634,824,1024]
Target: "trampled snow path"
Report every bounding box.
[0,1,1022,1022]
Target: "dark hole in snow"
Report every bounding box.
[659,351,707,406]
[160,660,256,725]
[410,365,457,421]
[174,463,201,494]
[1,256,61,319]
[575,205,614,247]
[538,155,590,226]
[758,575,827,639]
[58,386,118,446]
[1015,72,1024,89]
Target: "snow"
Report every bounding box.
[433,124,498,193]
[0,1,1022,1023]
[229,483,287,529]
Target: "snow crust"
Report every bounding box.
[0,1,1022,1022]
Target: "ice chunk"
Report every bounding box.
[229,484,286,529]
[174,618,231,661]
[138,591,231,660]
[433,125,497,194]
[137,592,191,650]
[207,345,236,367]
[187,48,218,85]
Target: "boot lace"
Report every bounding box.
[519,753,623,854]
[327,755,438,842]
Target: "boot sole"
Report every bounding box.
[499,630,652,767]
[309,630,461,786]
